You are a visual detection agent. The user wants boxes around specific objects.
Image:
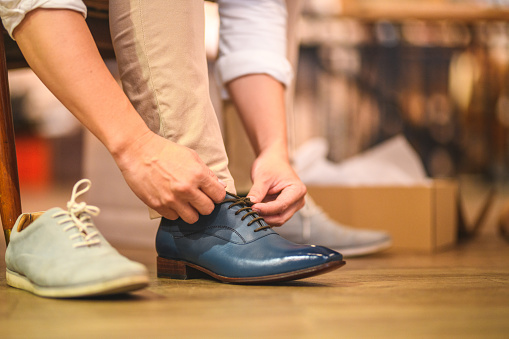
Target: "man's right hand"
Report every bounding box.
[113,131,226,223]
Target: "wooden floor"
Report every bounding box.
[1,183,508,338]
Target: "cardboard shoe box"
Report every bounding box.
[306,179,458,253]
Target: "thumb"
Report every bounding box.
[247,180,269,204]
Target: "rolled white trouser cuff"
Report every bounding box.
[215,49,293,99]
[215,0,293,99]
[0,0,87,38]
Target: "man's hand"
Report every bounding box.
[247,149,306,226]
[114,131,226,223]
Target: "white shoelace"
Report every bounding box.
[52,179,101,248]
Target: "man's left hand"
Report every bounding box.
[247,150,306,226]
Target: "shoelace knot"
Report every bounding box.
[52,179,101,248]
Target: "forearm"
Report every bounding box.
[216,0,292,159]
[13,9,151,158]
[226,74,289,159]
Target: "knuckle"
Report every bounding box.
[151,200,165,210]
[279,202,289,213]
[190,167,208,182]
[160,194,177,207]
[150,198,164,210]
[173,182,191,194]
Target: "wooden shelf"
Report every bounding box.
[337,1,509,22]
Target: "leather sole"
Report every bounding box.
[6,268,149,298]
[157,256,346,284]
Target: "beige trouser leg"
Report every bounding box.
[109,0,235,211]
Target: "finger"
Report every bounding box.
[160,208,179,221]
[262,214,285,227]
[247,179,270,204]
[252,187,304,216]
[199,171,227,203]
[259,199,303,226]
[171,200,200,224]
[189,190,216,216]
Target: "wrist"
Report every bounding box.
[257,138,289,162]
[108,125,154,167]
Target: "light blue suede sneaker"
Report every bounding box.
[277,195,392,257]
[5,179,149,298]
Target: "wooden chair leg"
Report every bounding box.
[0,31,22,246]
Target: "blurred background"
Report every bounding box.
[294,0,509,180]
[4,0,509,246]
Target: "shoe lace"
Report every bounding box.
[222,194,271,232]
[52,179,101,248]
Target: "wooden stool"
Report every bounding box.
[0,1,112,245]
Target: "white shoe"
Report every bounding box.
[277,195,392,257]
[5,179,149,298]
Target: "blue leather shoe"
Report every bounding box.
[156,193,345,283]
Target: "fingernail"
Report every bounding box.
[218,179,226,187]
[247,196,257,203]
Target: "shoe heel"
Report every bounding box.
[157,257,206,280]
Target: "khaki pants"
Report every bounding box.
[109,0,235,197]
